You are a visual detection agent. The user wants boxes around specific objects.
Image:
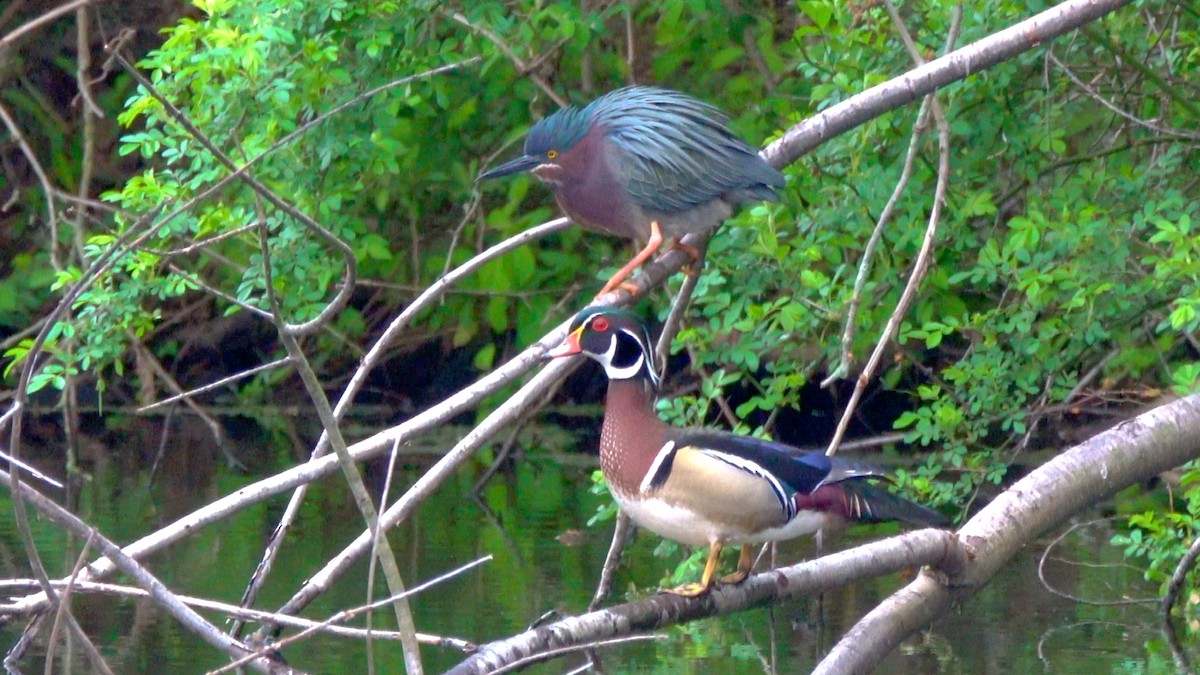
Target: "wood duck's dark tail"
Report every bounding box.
[839,480,951,528]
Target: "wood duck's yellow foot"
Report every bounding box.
[717,569,750,586]
[664,582,711,597]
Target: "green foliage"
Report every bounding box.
[7,0,1200,631]
[1115,462,1200,630]
[667,2,1200,522]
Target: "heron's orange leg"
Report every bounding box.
[665,237,704,276]
[594,221,664,298]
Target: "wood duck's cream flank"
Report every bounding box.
[598,377,841,548]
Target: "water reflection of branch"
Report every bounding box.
[213,556,493,674]
[43,530,112,675]
[0,470,275,671]
[1036,516,1158,605]
[1035,620,1142,672]
[817,396,1200,675]
[0,578,476,649]
[1162,534,1200,674]
[738,616,776,675]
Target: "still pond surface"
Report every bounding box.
[0,428,1171,673]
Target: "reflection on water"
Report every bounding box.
[0,428,1168,673]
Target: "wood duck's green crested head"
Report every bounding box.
[548,306,661,388]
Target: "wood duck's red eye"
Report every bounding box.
[592,317,609,332]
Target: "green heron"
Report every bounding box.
[548,306,950,596]
[478,86,786,296]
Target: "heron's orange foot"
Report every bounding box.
[665,582,711,597]
[668,239,703,261]
[593,280,641,301]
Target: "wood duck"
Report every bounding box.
[547,306,950,596]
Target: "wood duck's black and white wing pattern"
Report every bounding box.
[657,429,947,529]
[667,430,886,489]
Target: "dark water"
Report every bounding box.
[0,433,1171,673]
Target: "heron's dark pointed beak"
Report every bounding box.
[545,326,584,360]
[477,155,542,182]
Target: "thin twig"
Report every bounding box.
[211,556,493,675]
[588,511,633,612]
[445,12,567,107]
[0,100,59,266]
[44,530,112,675]
[256,208,422,672]
[164,263,272,318]
[1079,25,1200,119]
[821,96,931,388]
[128,332,246,469]
[654,238,708,373]
[0,0,97,52]
[0,578,475,649]
[0,469,275,671]
[685,343,740,428]
[1064,348,1120,405]
[365,434,407,672]
[1048,50,1200,140]
[137,357,291,414]
[826,2,958,456]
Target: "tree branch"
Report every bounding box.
[815,394,1200,673]
[761,0,1134,170]
[450,529,959,674]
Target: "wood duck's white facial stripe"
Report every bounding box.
[639,440,676,494]
[696,448,796,521]
[596,328,661,387]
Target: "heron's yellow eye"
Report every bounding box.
[547,149,558,159]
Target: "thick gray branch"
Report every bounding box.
[449,529,959,674]
[815,394,1200,674]
[762,0,1133,169]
